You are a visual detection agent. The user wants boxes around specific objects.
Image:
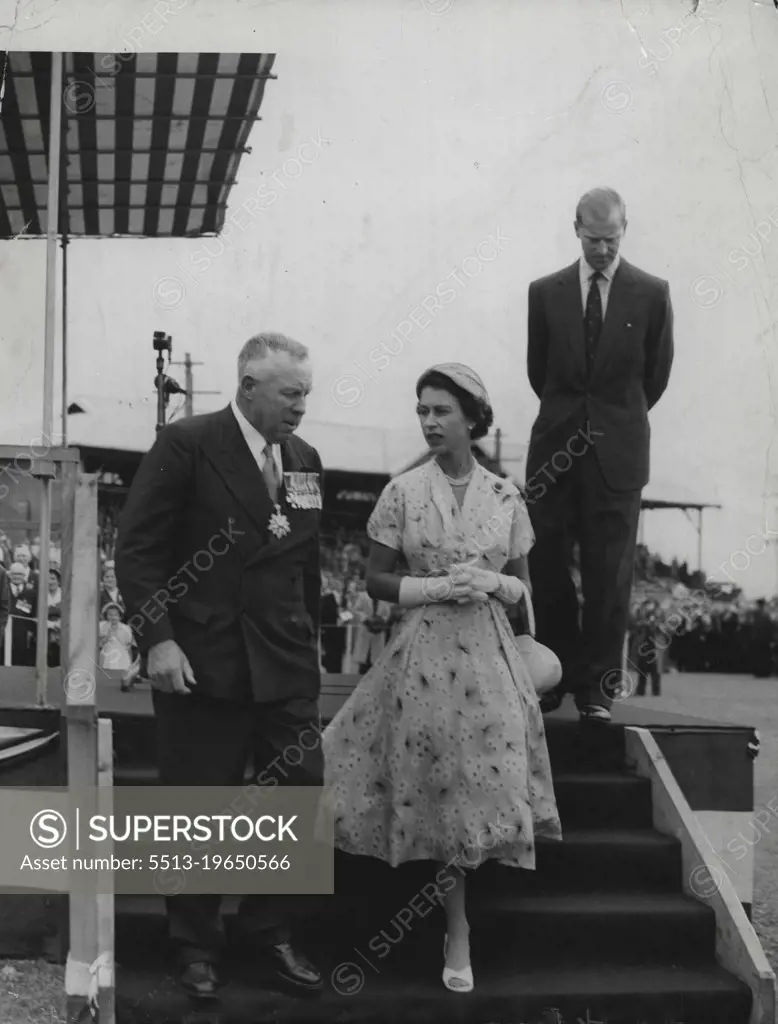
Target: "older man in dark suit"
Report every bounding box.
[525,188,674,722]
[116,332,324,999]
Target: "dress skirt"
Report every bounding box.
[322,595,562,870]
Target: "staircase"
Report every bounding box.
[111,712,753,1024]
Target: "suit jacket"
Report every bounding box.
[526,258,674,492]
[99,587,125,618]
[9,581,37,620]
[115,406,323,703]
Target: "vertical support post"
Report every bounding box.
[44,51,62,440]
[698,507,704,573]
[35,477,53,703]
[96,717,115,1023]
[62,472,101,1022]
[60,76,70,447]
[61,233,69,446]
[35,51,64,705]
[184,352,193,417]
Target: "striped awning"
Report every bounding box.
[0,51,276,238]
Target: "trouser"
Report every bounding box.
[635,659,662,696]
[152,690,323,965]
[527,445,642,709]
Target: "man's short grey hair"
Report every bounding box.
[237,333,309,379]
[575,187,626,225]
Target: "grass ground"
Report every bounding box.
[0,959,66,1023]
[1,670,776,1021]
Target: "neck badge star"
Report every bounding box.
[268,503,291,539]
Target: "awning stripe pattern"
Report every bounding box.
[0,51,276,238]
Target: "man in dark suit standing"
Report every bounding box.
[116,333,324,999]
[6,561,37,666]
[525,188,674,722]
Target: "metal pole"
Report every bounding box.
[698,508,703,573]
[184,353,193,417]
[60,89,69,447]
[155,350,166,433]
[36,51,63,705]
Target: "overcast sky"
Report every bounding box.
[1,0,778,595]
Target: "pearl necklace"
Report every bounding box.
[438,458,476,485]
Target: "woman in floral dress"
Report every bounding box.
[322,363,561,993]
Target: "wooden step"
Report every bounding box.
[113,767,655,832]
[108,713,632,779]
[115,889,715,968]
[552,772,653,828]
[113,960,751,1023]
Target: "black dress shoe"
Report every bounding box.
[179,961,220,1000]
[258,942,323,991]
[578,704,612,724]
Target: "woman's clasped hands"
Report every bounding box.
[445,563,499,605]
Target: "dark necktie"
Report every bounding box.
[584,270,603,373]
[262,444,280,503]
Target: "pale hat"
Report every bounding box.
[417,362,490,405]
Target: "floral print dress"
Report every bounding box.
[322,459,561,869]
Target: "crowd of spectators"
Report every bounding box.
[626,542,778,694]
[1,527,775,683]
[0,528,134,674]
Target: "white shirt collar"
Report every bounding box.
[230,397,269,451]
[580,252,620,284]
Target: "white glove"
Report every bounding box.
[398,571,488,607]
[450,564,529,607]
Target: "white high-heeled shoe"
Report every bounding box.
[442,934,474,993]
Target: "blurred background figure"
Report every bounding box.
[7,561,36,666]
[46,566,62,667]
[344,576,371,674]
[353,593,393,676]
[630,599,664,696]
[99,601,134,672]
[100,562,125,619]
[0,561,9,665]
[320,571,346,673]
[749,598,776,679]
[13,545,35,586]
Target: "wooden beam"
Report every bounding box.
[34,50,64,705]
[625,728,776,1024]
[94,717,115,1023]
[0,445,80,462]
[58,459,77,708]
[62,472,101,1022]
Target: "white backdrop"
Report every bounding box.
[1,0,777,594]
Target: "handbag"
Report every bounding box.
[514,586,562,696]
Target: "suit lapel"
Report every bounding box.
[200,407,275,539]
[557,262,587,376]
[592,260,638,374]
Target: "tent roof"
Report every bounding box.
[640,475,721,511]
[5,398,426,476]
[0,401,722,510]
[0,51,275,238]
